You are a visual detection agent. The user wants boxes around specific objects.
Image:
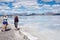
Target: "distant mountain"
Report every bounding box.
[45,12,60,15]
[0,12,60,16]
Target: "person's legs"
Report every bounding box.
[1,22,8,32]
[5,22,8,30]
[14,22,18,29]
[1,24,6,31]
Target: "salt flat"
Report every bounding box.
[18,16,60,40]
[0,16,60,40]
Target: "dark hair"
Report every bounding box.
[14,16,19,22]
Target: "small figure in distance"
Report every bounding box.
[14,15,19,30]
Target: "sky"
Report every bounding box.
[0,0,60,14]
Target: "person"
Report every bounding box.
[14,16,19,30]
[1,15,8,32]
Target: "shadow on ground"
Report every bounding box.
[5,28,11,31]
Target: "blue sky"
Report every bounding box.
[0,0,60,14]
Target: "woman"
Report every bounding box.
[1,15,8,32]
[14,16,19,30]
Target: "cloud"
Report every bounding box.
[21,1,39,10]
[9,3,60,13]
[0,6,11,9]
[55,0,60,3]
[52,5,60,13]
[0,0,14,2]
[37,4,60,13]
[41,4,52,9]
[52,4,60,9]
[42,0,53,2]
[0,0,60,14]
[12,0,60,13]
[12,0,38,9]
[16,0,37,2]
[42,0,60,3]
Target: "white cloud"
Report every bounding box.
[0,0,14,2]
[0,0,60,14]
[13,0,38,9]
[0,6,11,9]
[12,2,22,9]
[37,4,60,13]
[41,4,52,9]
[42,0,53,2]
[23,0,36,1]
[23,1,40,10]
[52,4,60,9]
[55,0,60,3]
[11,3,60,13]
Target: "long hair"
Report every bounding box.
[14,16,19,22]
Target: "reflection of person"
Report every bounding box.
[1,15,8,32]
[14,16,19,30]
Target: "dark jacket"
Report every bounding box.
[14,16,19,22]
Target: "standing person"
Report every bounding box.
[14,16,19,30]
[1,15,8,32]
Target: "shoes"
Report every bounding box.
[15,28,20,31]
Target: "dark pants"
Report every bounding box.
[14,22,18,28]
